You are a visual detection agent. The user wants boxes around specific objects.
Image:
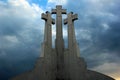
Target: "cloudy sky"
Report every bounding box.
[0,0,120,80]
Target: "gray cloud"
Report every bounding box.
[0,0,44,53]
[64,0,120,70]
[0,1,45,79]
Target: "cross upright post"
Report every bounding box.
[52,5,66,79]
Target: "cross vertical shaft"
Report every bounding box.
[52,5,66,79]
[52,5,66,39]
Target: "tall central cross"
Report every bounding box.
[52,5,66,39]
[52,5,66,79]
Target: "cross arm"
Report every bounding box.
[41,13,47,20]
[51,9,56,14]
[72,14,78,21]
[64,18,68,25]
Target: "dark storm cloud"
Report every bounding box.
[0,0,44,79]
[0,15,27,36]
[97,21,120,55]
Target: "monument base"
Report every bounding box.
[11,50,115,80]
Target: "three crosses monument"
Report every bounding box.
[11,5,115,80]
